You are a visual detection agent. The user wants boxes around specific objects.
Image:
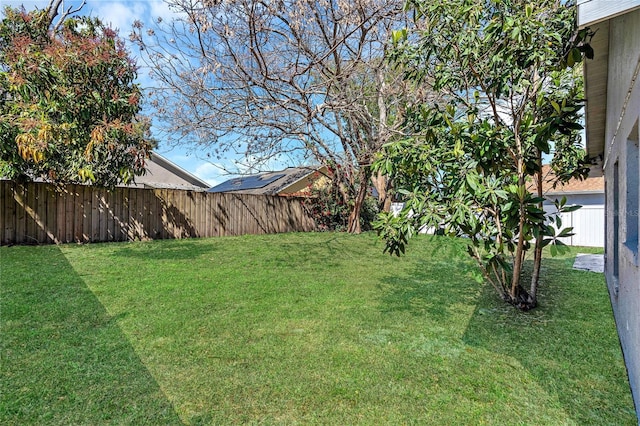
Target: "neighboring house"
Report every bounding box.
[126,152,211,191]
[208,166,329,196]
[535,163,605,247]
[1,152,210,191]
[578,0,640,417]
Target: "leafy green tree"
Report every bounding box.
[373,0,594,309]
[0,2,153,187]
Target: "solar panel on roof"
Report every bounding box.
[208,173,285,193]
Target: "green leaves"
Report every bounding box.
[391,29,408,45]
[375,0,594,306]
[0,6,153,187]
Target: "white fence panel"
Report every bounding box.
[544,203,604,247]
[571,205,605,247]
[393,199,605,247]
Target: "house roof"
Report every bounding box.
[532,163,604,195]
[578,1,640,160]
[208,166,327,195]
[125,152,211,191]
[578,0,640,26]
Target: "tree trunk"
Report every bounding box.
[511,184,526,296]
[509,154,534,311]
[347,167,371,234]
[529,154,544,306]
[371,171,391,212]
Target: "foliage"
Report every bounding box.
[0,4,153,187]
[132,0,429,232]
[302,179,378,232]
[302,180,350,231]
[373,0,594,309]
[1,235,635,423]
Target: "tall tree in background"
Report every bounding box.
[374,0,593,309]
[0,0,153,188]
[133,0,427,232]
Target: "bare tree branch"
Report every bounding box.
[134,0,429,230]
[47,0,86,33]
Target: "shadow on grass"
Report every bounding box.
[461,258,637,424]
[375,238,635,423]
[108,238,221,261]
[0,245,182,425]
[106,233,354,268]
[378,236,480,320]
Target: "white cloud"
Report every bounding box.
[233,155,290,175]
[148,0,181,22]
[85,1,146,34]
[3,1,146,34]
[194,162,233,187]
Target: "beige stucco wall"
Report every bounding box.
[603,7,640,415]
[278,167,330,196]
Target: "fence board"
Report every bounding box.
[128,187,138,239]
[64,186,74,243]
[195,192,202,236]
[44,186,56,243]
[91,188,99,242]
[105,190,115,242]
[1,182,14,244]
[34,184,45,243]
[117,187,127,241]
[147,189,157,239]
[24,184,36,243]
[73,186,81,242]
[0,181,316,245]
[55,186,65,243]
[116,189,125,241]
[15,184,25,243]
[96,189,105,242]
[160,190,169,239]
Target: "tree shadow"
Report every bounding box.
[0,245,182,424]
[108,239,221,261]
[461,258,637,423]
[374,239,635,422]
[377,236,481,320]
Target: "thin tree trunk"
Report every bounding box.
[511,165,526,300]
[530,153,544,305]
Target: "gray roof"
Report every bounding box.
[124,152,211,190]
[208,166,324,195]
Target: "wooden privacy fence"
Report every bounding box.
[0,181,316,245]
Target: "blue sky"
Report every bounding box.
[2,0,248,187]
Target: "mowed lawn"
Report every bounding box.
[1,233,636,424]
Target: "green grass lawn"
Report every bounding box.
[1,233,636,424]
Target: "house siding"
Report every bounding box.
[125,153,211,190]
[602,8,640,415]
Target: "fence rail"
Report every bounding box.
[0,181,316,245]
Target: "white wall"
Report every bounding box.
[394,195,605,247]
[544,193,605,247]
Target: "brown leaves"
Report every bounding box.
[1,5,152,187]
